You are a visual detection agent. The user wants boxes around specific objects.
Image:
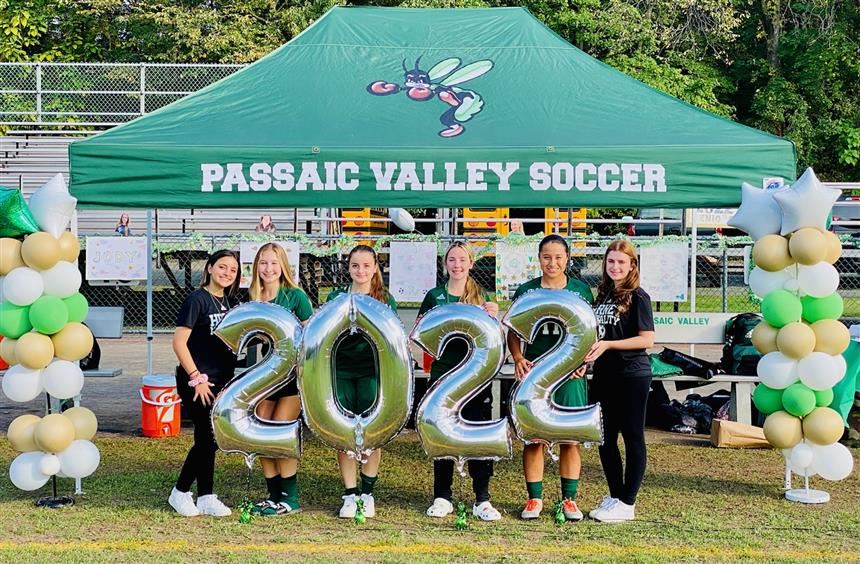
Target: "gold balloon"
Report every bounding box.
[57,231,80,263]
[788,228,827,265]
[15,331,55,369]
[763,411,803,449]
[822,230,842,264]
[34,413,76,453]
[0,238,25,275]
[751,321,779,354]
[7,414,41,452]
[21,232,60,271]
[0,336,18,365]
[811,319,850,356]
[776,322,816,360]
[753,235,794,272]
[63,406,98,440]
[802,407,844,445]
[51,322,93,362]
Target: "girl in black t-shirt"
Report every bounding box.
[168,249,240,518]
[583,240,655,523]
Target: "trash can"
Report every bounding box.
[140,374,181,437]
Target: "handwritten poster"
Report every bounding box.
[389,241,437,302]
[239,241,300,288]
[639,242,689,302]
[85,236,148,280]
[495,241,541,301]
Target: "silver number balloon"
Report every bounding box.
[503,288,603,446]
[211,302,303,465]
[411,303,511,467]
[298,293,413,460]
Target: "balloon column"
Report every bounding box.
[729,168,852,501]
[0,174,101,494]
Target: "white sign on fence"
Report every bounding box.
[495,241,542,302]
[239,241,300,288]
[85,237,148,280]
[389,241,438,302]
[639,241,689,302]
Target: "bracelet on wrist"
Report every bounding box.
[188,369,200,378]
[188,373,209,387]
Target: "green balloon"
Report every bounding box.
[28,295,68,335]
[63,293,89,323]
[753,384,783,415]
[0,187,40,238]
[0,301,32,338]
[814,387,834,407]
[801,293,844,323]
[782,383,817,418]
[761,290,802,328]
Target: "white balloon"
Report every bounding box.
[774,168,841,235]
[798,352,840,391]
[42,359,84,400]
[2,267,45,307]
[797,262,840,298]
[58,439,100,479]
[810,442,854,481]
[749,267,791,299]
[1,364,43,402]
[39,453,62,476]
[388,208,415,232]
[782,278,800,293]
[9,451,51,491]
[28,174,77,238]
[0,275,4,301]
[727,182,785,240]
[40,261,82,298]
[832,354,847,380]
[789,442,814,469]
[757,352,798,390]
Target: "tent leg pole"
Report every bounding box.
[147,209,153,377]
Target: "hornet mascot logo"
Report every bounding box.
[367,57,494,138]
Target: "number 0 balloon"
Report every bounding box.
[298,293,413,460]
[503,289,603,447]
[212,302,303,463]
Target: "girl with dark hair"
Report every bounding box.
[327,245,397,519]
[507,234,593,522]
[115,213,131,236]
[419,242,501,521]
[169,249,240,517]
[248,243,313,516]
[584,239,655,523]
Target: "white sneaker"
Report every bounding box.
[359,493,376,518]
[168,487,199,517]
[592,498,635,523]
[588,495,615,519]
[196,494,232,517]
[472,501,501,521]
[339,494,357,518]
[520,498,543,519]
[426,497,454,517]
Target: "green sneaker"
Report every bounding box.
[259,499,298,516]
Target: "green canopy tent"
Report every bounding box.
[69,6,796,209]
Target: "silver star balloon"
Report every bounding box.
[727,182,784,240]
[773,168,841,235]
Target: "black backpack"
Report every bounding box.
[722,313,762,375]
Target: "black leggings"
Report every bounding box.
[428,381,494,503]
[592,374,651,506]
[175,372,224,496]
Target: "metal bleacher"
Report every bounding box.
[0,130,321,235]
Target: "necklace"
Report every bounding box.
[207,288,228,312]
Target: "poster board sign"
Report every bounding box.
[85,236,148,280]
[389,241,438,302]
[239,241,300,288]
[685,208,737,229]
[495,241,541,302]
[639,241,689,302]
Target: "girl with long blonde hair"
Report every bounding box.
[584,239,655,523]
[419,242,500,521]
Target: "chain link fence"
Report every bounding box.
[75,232,860,333]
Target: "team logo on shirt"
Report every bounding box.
[594,303,620,340]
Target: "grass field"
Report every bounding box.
[0,432,858,562]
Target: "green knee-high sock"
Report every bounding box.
[526,481,543,500]
[561,477,579,501]
[281,474,299,508]
[360,473,378,495]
